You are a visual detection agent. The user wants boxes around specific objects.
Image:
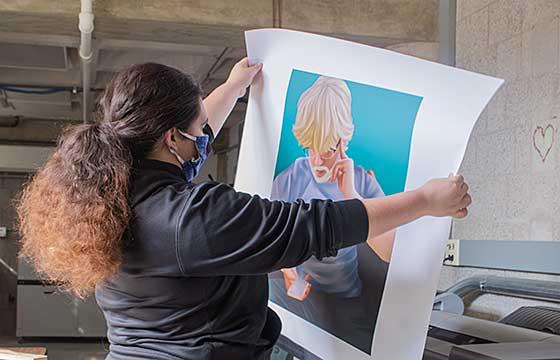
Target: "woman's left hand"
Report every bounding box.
[330,141,360,199]
[226,57,263,98]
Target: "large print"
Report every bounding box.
[235,29,502,359]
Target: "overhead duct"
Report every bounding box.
[0,43,68,70]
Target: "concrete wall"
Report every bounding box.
[386,41,439,62]
[439,0,560,321]
[0,0,439,49]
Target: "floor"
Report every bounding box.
[0,336,296,360]
[0,336,109,360]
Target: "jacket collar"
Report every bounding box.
[134,158,183,178]
[130,158,186,207]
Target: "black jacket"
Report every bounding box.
[95,158,369,360]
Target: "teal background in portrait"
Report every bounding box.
[274,69,423,195]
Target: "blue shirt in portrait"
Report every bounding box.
[270,157,385,298]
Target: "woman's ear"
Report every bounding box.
[163,128,177,149]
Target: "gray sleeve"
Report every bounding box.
[175,183,369,276]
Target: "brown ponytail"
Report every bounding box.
[17,63,202,297]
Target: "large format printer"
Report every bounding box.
[425,308,560,359]
[276,275,560,360]
[274,308,560,360]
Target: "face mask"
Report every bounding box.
[169,125,211,182]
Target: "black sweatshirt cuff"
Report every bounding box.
[333,198,369,250]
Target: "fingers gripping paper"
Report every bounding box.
[235,29,503,360]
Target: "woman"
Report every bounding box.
[17,58,471,360]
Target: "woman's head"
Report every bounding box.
[292,76,354,180]
[99,62,204,160]
[17,63,203,297]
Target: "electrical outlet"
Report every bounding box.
[443,239,460,266]
[0,227,6,238]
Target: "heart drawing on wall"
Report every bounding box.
[533,124,555,163]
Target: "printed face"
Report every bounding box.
[306,140,341,182]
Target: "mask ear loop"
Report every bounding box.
[167,129,187,164]
[176,128,207,161]
[176,129,198,142]
[168,146,186,164]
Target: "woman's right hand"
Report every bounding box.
[419,174,471,218]
[226,57,263,98]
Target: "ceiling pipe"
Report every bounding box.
[78,0,94,123]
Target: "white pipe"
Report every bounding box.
[78,0,94,123]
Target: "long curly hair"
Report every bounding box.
[16,63,201,298]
